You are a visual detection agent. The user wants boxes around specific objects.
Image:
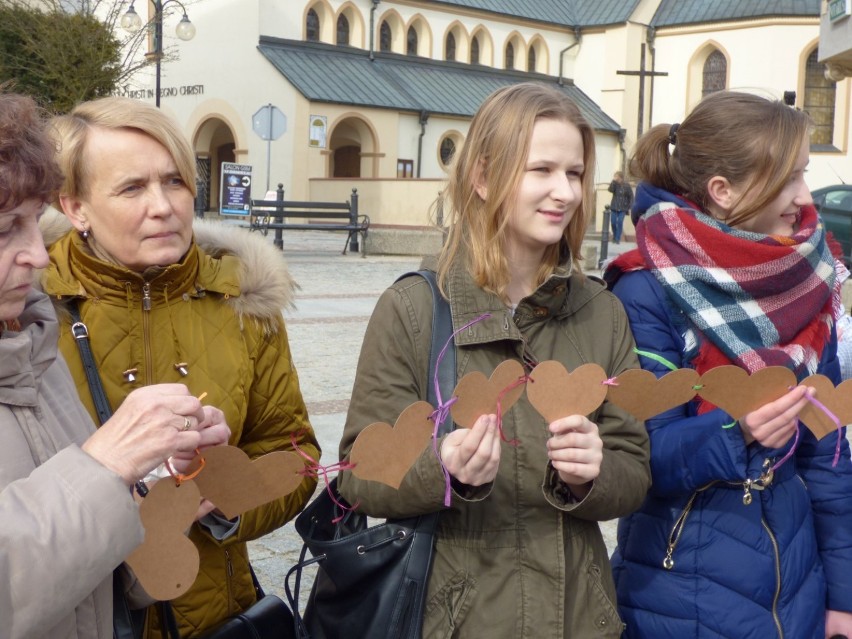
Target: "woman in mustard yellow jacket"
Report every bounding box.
[40,97,319,638]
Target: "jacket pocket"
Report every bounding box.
[585,561,624,637]
[423,570,477,639]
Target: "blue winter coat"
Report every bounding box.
[610,268,852,639]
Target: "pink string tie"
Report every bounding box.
[431,313,491,507]
[291,432,359,523]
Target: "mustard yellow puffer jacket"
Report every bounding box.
[40,215,319,638]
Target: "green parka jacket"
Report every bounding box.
[338,257,651,638]
[40,214,319,638]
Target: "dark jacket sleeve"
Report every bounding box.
[338,278,450,518]
[229,316,320,543]
[796,330,852,612]
[612,271,749,497]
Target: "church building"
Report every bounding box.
[120,0,850,250]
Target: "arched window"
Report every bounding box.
[379,21,391,52]
[471,36,480,64]
[306,8,319,41]
[702,50,726,97]
[528,47,536,72]
[505,42,514,69]
[407,26,418,56]
[446,32,456,61]
[804,48,837,146]
[440,137,456,166]
[336,14,349,45]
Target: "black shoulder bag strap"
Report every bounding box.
[68,302,152,639]
[68,302,113,426]
[393,269,455,536]
[286,269,455,639]
[397,269,455,409]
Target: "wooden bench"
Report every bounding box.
[248,187,369,255]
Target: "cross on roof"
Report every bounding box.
[616,44,668,137]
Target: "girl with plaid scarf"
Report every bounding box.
[605,91,852,638]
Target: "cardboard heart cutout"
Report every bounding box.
[126,479,200,601]
[696,365,796,420]
[350,401,435,488]
[526,361,608,423]
[798,375,852,439]
[190,446,306,520]
[451,360,526,428]
[606,368,700,422]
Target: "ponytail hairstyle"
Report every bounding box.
[438,82,595,301]
[629,91,812,227]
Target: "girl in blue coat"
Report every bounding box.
[605,91,852,638]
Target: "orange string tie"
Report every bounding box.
[164,449,206,486]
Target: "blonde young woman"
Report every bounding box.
[338,83,651,638]
[40,97,319,637]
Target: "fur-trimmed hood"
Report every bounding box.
[39,206,297,321]
[38,210,318,639]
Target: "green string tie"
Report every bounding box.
[633,348,678,372]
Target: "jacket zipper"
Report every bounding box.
[662,461,772,569]
[142,283,152,384]
[224,548,235,614]
[664,461,780,633]
[761,518,784,638]
[663,482,715,569]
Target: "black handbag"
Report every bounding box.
[156,564,293,639]
[285,270,455,639]
[196,595,294,638]
[189,566,295,639]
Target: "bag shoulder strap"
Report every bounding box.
[68,301,113,426]
[394,269,455,427]
[69,302,158,639]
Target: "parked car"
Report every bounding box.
[812,184,852,265]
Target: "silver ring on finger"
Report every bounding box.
[182,416,191,431]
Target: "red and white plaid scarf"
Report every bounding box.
[609,202,844,381]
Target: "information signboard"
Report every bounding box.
[829,0,851,22]
[219,163,252,216]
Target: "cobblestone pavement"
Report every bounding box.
[243,228,632,602]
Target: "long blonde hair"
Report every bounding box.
[438,83,595,300]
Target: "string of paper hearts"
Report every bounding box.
[125,445,308,601]
[348,359,851,491]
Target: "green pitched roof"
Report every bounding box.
[429,0,820,28]
[258,38,621,132]
[652,0,820,27]
[425,0,643,27]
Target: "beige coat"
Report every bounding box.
[0,292,143,639]
[339,258,651,638]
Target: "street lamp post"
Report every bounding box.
[121,1,196,107]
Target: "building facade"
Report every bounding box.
[120,0,851,249]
